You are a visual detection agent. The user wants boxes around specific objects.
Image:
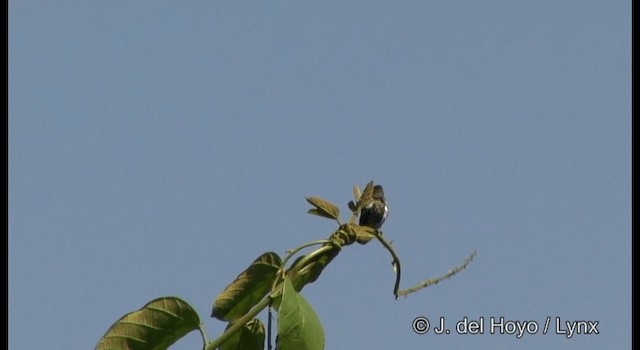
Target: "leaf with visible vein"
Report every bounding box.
[276,277,325,350]
[212,252,282,321]
[95,296,200,350]
[219,318,265,350]
[305,196,340,221]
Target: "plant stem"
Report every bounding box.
[205,295,273,350]
[373,232,402,298]
[281,239,331,269]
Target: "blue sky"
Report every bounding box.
[9,1,630,349]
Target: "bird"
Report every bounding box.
[358,185,388,229]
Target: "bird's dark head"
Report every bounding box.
[372,185,385,203]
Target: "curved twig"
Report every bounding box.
[373,232,402,299]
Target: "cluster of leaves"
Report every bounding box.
[95,182,386,350]
[94,181,476,350]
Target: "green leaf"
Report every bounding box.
[95,296,200,350]
[212,252,282,321]
[286,245,340,292]
[306,208,337,220]
[219,318,265,350]
[305,196,340,221]
[350,224,377,244]
[276,278,325,350]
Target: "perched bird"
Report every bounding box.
[359,185,388,229]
